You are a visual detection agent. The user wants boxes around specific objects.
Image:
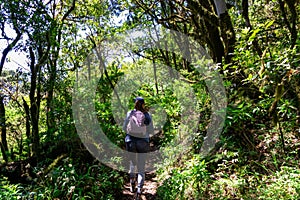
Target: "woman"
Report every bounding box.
[123,97,154,195]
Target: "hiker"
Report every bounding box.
[123,97,154,195]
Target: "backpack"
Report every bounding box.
[127,110,147,137]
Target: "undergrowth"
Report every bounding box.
[0,158,124,200]
[156,128,300,200]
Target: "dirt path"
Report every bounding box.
[122,171,158,200]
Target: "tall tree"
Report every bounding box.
[44,0,76,140]
[0,0,25,161]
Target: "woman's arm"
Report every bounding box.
[122,111,132,132]
[145,112,154,136]
[144,112,152,125]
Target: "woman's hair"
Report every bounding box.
[134,100,147,113]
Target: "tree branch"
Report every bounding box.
[0,30,22,76]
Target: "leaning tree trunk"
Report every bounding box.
[187,0,225,64]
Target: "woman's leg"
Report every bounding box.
[126,141,137,192]
[136,140,149,193]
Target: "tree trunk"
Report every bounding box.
[0,95,8,162]
[46,62,57,140]
[152,55,159,95]
[0,142,8,163]
[29,47,41,157]
[242,0,262,56]
[279,0,298,47]
[188,0,225,64]
[45,0,76,139]
[207,23,224,64]
[215,0,236,64]
[219,12,236,64]
[22,97,31,140]
[285,0,297,47]
[0,31,22,76]
[0,95,8,152]
[212,0,236,64]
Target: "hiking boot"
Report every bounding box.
[134,187,142,200]
[137,187,142,194]
[130,179,135,193]
[134,188,142,200]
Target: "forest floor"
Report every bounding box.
[122,171,158,200]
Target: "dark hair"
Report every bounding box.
[134,99,147,113]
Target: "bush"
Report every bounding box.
[0,158,124,200]
[157,156,210,200]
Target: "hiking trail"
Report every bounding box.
[122,171,158,200]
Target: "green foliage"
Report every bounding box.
[157,156,210,200]
[226,101,254,130]
[157,169,189,200]
[258,166,300,200]
[0,158,124,200]
[157,139,300,200]
[38,160,123,199]
[0,177,26,200]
